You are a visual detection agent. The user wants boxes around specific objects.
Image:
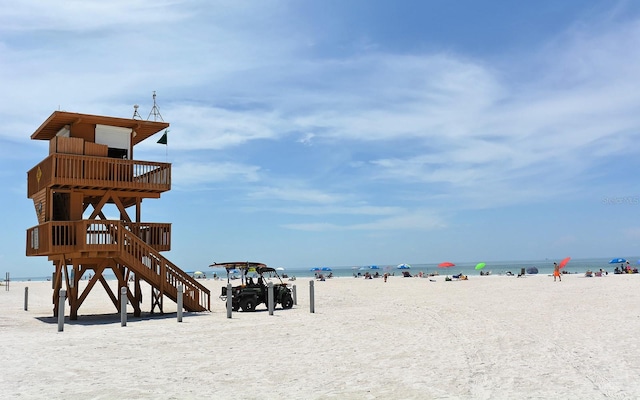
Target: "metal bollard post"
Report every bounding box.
[177,284,183,322]
[120,287,127,327]
[268,282,274,315]
[57,289,66,332]
[292,285,297,305]
[24,287,29,311]
[309,280,315,313]
[226,284,233,319]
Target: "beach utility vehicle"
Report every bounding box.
[212,262,294,312]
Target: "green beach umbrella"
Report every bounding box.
[474,262,486,270]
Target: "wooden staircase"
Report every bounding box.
[115,223,209,312]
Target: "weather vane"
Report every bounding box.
[147,91,164,122]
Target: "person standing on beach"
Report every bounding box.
[553,262,561,282]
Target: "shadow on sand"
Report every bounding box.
[35,311,210,326]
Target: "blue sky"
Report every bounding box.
[2,0,640,277]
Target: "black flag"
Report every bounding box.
[157,130,168,145]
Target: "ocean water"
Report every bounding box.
[7,257,639,282]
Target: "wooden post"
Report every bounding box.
[309,280,315,313]
[57,289,66,332]
[226,284,232,319]
[120,287,127,327]
[268,282,274,315]
[24,287,28,311]
[292,285,297,305]
[177,284,183,322]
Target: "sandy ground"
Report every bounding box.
[1,273,640,400]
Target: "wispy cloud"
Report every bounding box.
[282,210,446,232]
[147,15,640,213]
[172,161,260,187]
[246,186,342,204]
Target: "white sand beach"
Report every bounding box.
[1,273,640,399]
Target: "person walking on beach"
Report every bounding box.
[553,262,561,282]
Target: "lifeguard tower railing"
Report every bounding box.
[26,220,210,312]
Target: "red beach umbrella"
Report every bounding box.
[558,257,571,269]
[438,262,455,268]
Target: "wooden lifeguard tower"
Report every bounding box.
[25,110,210,319]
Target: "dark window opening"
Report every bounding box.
[108,148,128,159]
[52,192,70,221]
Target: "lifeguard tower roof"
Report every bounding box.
[30,111,169,146]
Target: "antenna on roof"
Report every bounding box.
[132,104,142,120]
[147,91,164,122]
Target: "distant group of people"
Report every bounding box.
[315,272,333,281]
[614,262,638,274]
[552,260,640,279]
[363,271,379,279]
[585,269,608,277]
[355,271,380,279]
[193,273,221,280]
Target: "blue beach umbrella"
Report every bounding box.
[609,258,627,264]
[396,264,411,269]
[321,267,332,271]
[310,267,321,271]
[369,265,380,270]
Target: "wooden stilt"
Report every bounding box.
[133,275,142,317]
[98,274,118,310]
[151,287,163,314]
[69,262,80,320]
[52,259,63,317]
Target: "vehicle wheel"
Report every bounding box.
[240,297,257,312]
[232,302,240,312]
[281,294,293,309]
